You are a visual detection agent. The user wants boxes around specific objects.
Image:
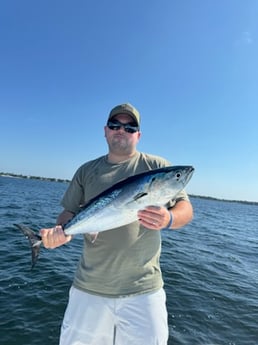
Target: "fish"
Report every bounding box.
[15,165,194,268]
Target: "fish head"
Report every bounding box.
[166,165,194,186]
[147,165,194,200]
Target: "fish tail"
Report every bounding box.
[14,224,42,269]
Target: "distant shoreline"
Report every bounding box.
[0,172,70,183]
[1,172,257,206]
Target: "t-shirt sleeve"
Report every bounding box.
[61,168,85,214]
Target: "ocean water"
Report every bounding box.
[0,176,257,345]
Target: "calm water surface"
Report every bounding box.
[0,176,257,345]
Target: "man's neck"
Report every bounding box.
[107,151,137,164]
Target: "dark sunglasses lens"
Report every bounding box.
[108,123,121,131]
[124,126,137,133]
[107,121,138,133]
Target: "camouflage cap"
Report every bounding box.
[107,103,140,127]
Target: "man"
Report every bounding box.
[41,103,193,345]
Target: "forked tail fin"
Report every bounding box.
[14,224,42,269]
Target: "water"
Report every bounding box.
[0,176,257,345]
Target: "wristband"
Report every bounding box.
[164,211,173,229]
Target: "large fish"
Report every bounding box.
[15,165,194,268]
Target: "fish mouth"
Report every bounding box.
[183,166,195,183]
[187,166,194,182]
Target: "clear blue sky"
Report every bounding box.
[1,0,257,202]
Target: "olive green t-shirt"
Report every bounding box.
[61,151,189,297]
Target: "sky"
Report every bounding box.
[1,0,258,202]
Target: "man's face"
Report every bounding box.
[104,114,141,155]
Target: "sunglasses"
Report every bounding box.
[107,120,139,134]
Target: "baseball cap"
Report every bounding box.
[107,103,140,127]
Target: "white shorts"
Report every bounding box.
[59,286,168,345]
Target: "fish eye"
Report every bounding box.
[176,172,182,180]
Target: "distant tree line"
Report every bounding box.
[0,172,70,183]
[189,194,258,206]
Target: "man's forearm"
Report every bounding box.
[170,200,193,229]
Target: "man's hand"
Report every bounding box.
[40,225,72,249]
[138,200,193,230]
[138,206,171,230]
